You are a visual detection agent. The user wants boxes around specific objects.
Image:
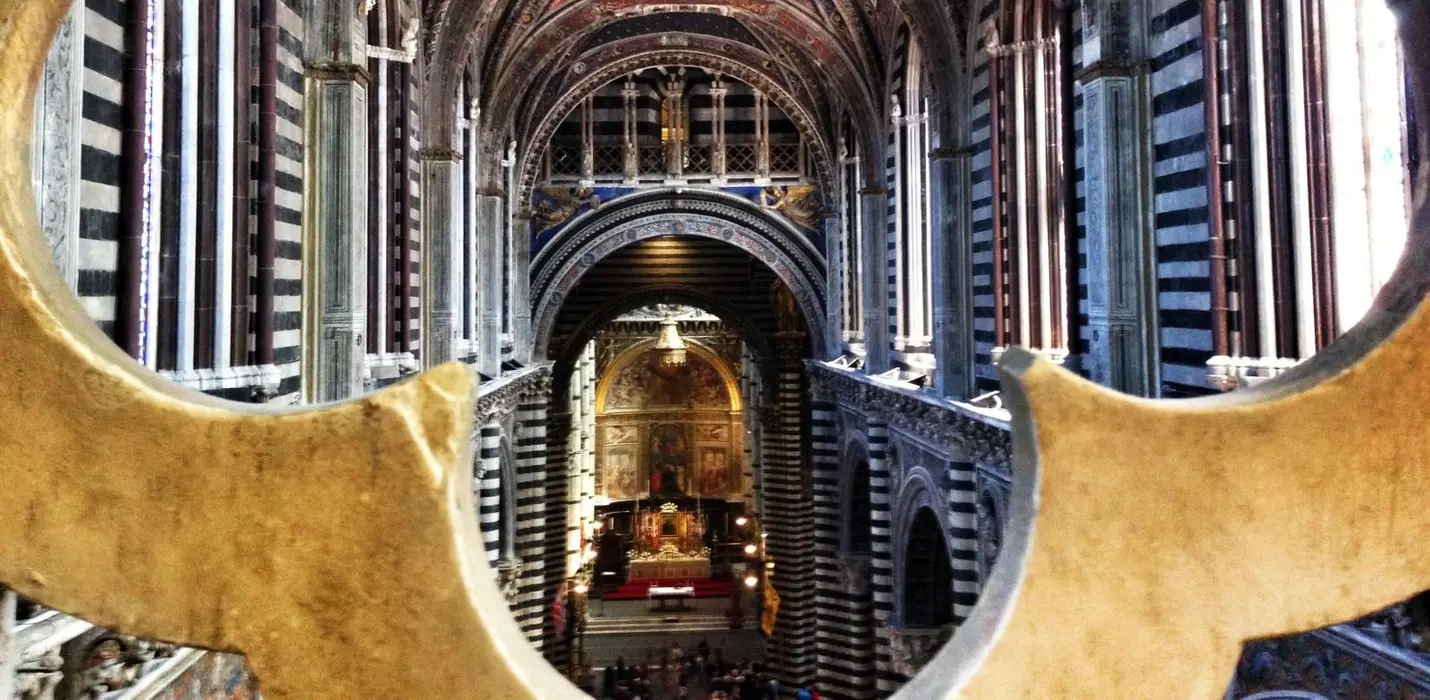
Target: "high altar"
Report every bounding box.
[628,505,711,579]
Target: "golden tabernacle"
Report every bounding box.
[627,506,711,579]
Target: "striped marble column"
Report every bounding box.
[946,460,981,622]
[478,422,503,566]
[513,392,548,649]
[542,409,573,668]
[867,421,896,694]
[763,344,816,690]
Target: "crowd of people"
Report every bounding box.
[597,640,819,700]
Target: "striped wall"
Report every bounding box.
[970,0,1001,391]
[1148,0,1216,397]
[71,0,306,400]
[866,422,896,694]
[271,0,305,399]
[78,0,126,340]
[762,355,817,690]
[400,43,423,355]
[1073,13,1091,372]
[514,393,549,648]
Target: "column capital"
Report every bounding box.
[305,64,371,85]
[1076,60,1145,84]
[418,148,463,163]
[929,147,974,161]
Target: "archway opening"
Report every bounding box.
[903,508,955,629]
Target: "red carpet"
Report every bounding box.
[600,577,732,601]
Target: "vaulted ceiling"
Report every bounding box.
[424,0,973,187]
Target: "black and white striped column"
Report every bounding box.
[542,410,573,668]
[868,422,896,694]
[946,460,980,622]
[811,397,873,698]
[763,348,816,690]
[478,422,503,566]
[513,392,548,649]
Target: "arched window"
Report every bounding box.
[904,508,955,628]
[848,460,872,553]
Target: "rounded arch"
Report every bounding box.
[890,463,957,626]
[514,51,838,202]
[594,338,743,414]
[530,187,824,276]
[903,507,957,628]
[532,216,827,362]
[546,286,779,410]
[840,434,874,555]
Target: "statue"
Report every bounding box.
[400,18,420,59]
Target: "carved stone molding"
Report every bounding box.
[808,362,1011,470]
[476,365,553,425]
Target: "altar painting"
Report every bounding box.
[648,423,691,496]
[698,447,732,495]
[604,444,641,499]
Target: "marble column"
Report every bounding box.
[304,0,368,402]
[511,211,533,365]
[476,192,505,377]
[1079,0,1154,396]
[421,150,462,366]
[31,3,83,290]
[479,421,503,566]
[929,148,975,398]
[860,187,890,372]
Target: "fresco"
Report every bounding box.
[604,350,730,411]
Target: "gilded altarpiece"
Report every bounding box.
[595,343,744,502]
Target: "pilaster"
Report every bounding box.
[420,150,462,367]
[305,68,368,402]
[823,214,844,358]
[929,148,975,399]
[1079,1,1155,396]
[476,192,505,377]
[511,212,533,365]
[860,187,891,372]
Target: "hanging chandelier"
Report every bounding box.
[654,315,687,367]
